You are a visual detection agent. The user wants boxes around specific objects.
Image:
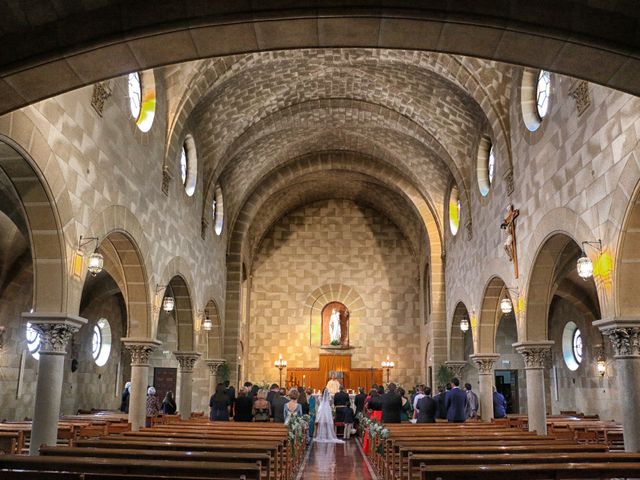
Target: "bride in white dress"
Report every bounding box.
[314,389,344,444]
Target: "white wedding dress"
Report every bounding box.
[314,389,344,444]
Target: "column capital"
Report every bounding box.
[469,353,500,374]
[594,318,640,358]
[513,341,554,369]
[22,312,87,355]
[206,358,226,375]
[173,351,201,372]
[444,360,468,379]
[122,337,162,366]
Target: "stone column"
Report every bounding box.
[470,353,500,422]
[514,341,553,435]
[594,318,640,452]
[445,360,468,380]
[173,351,201,420]
[23,313,87,455]
[206,358,226,395]
[122,338,161,431]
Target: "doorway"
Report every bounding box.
[495,369,519,414]
[153,367,177,406]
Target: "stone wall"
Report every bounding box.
[247,199,421,388]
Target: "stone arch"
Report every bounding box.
[525,232,588,342]
[87,206,153,338]
[0,136,67,314]
[477,276,512,353]
[163,275,194,352]
[303,284,366,348]
[616,170,640,318]
[2,3,640,114]
[450,301,473,361]
[204,299,223,358]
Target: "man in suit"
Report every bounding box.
[266,383,279,406]
[465,383,479,419]
[271,390,287,423]
[334,385,351,423]
[445,377,468,423]
[354,387,366,415]
[434,386,447,419]
[493,386,507,419]
[415,387,437,423]
[380,382,402,423]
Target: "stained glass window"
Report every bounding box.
[536,70,551,119]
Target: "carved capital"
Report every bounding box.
[514,341,554,369]
[174,351,201,372]
[21,313,87,355]
[569,80,591,117]
[122,337,161,366]
[206,358,226,375]
[469,354,500,375]
[594,318,640,358]
[445,360,468,379]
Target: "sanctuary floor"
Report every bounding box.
[300,440,376,479]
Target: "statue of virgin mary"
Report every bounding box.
[329,308,341,344]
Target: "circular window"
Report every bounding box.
[562,321,582,371]
[128,73,142,120]
[26,322,41,360]
[448,185,461,236]
[213,184,224,235]
[181,135,198,197]
[477,137,494,197]
[536,70,551,119]
[93,318,112,367]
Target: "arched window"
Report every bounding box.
[213,184,224,235]
[127,71,156,132]
[449,185,461,236]
[26,322,41,360]
[93,318,112,367]
[521,69,552,132]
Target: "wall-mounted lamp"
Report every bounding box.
[79,235,103,276]
[500,287,519,314]
[459,317,470,333]
[577,239,602,280]
[595,344,606,376]
[202,316,213,331]
[155,284,175,312]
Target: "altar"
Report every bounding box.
[286,353,383,391]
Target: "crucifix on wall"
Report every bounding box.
[500,204,520,278]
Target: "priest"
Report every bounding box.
[326,372,341,395]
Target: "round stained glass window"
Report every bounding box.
[92,318,112,367]
[128,73,142,121]
[26,322,41,360]
[562,321,582,371]
[536,70,551,119]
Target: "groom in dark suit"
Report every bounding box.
[381,383,402,423]
[334,385,351,423]
[445,377,468,423]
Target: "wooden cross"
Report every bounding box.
[500,204,520,278]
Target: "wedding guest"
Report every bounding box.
[284,388,302,423]
[252,389,271,422]
[161,390,177,415]
[380,383,402,423]
[445,378,467,423]
[398,387,413,421]
[415,387,437,423]
[434,386,447,419]
[334,385,350,423]
[271,390,287,423]
[210,383,231,421]
[145,387,161,427]
[266,383,280,406]
[120,381,131,413]
[234,388,254,422]
[298,388,310,415]
[465,383,479,419]
[412,385,426,418]
[306,388,316,439]
[354,387,366,415]
[493,386,507,419]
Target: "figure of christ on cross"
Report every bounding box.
[500,204,520,278]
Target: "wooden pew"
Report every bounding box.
[0,432,20,454]
[0,455,262,479]
[419,462,640,479]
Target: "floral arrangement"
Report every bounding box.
[330,339,340,346]
[356,412,389,454]
[286,413,310,456]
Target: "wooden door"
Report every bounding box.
[153,367,177,405]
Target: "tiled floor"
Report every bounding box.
[300,440,376,479]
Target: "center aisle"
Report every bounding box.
[299,440,376,479]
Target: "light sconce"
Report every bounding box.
[595,344,606,377]
[155,284,175,312]
[500,287,519,314]
[78,235,103,276]
[459,317,470,333]
[202,316,213,331]
[577,239,602,280]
